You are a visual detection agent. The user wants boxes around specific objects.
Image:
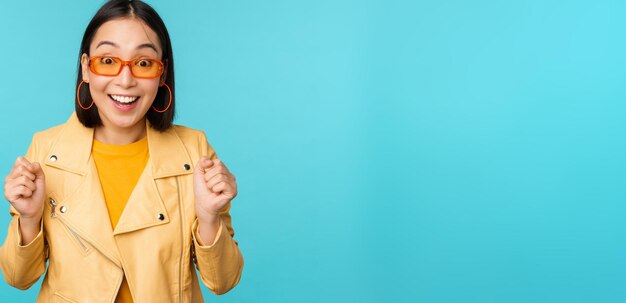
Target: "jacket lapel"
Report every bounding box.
[113,119,194,235]
[44,114,121,266]
[44,113,92,176]
[112,160,169,235]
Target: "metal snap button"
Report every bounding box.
[60,206,67,213]
[50,155,57,162]
[157,213,165,221]
[183,164,191,170]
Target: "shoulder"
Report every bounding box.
[24,120,73,164]
[168,124,217,159]
[170,124,208,143]
[30,122,67,150]
[29,112,87,149]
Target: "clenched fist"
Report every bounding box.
[193,157,237,244]
[4,157,46,244]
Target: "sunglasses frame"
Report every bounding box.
[88,56,164,79]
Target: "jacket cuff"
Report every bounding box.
[16,217,44,248]
[191,217,225,249]
[0,216,46,289]
[190,217,243,295]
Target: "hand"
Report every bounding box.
[193,157,237,222]
[4,157,46,222]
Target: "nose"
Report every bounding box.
[115,64,137,88]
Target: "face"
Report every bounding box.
[81,18,165,133]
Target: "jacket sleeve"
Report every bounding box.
[191,131,244,295]
[0,134,48,290]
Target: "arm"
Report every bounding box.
[0,136,48,289]
[0,208,47,290]
[191,132,244,294]
[192,203,244,295]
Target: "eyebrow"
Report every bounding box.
[95,41,159,53]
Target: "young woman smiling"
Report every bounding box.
[0,1,244,302]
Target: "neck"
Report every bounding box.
[94,120,147,145]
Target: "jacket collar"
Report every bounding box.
[44,113,194,178]
[42,113,195,264]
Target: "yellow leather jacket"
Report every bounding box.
[0,113,244,302]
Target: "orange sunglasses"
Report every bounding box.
[88,56,164,79]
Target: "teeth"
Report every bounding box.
[110,95,138,103]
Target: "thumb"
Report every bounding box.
[194,157,213,195]
[194,156,214,176]
[29,163,45,181]
[196,156,214,173]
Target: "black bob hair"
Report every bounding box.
[75,0,175,131]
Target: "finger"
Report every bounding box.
[14,156,31,166]
[4,186,26,202]
[211,159,230,174]
[28,163,45,180]
[215,182,237,198]
[18,185,34,198]
[31,162,46,187]
[4,191,20,203]
[20,166,37,181]
[195,156,215,174]
[11,157,31,171]
[11,176,36,192]
[9,162,35,180]
[204,162,230,180]
[9,165,37,181]
[5,179,34,197]
[205,173,232,189]
[3,183,12,200]
[8,184,34,200]
[211,181,227,193]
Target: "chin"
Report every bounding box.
[102,113,144,129]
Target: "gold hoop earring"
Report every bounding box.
[76,81,94,110]
[152,83,172,113]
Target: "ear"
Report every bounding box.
[160,59,168,85]
[80,53,90,83]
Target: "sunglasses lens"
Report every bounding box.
[90,57,163,78]
[131,59,162,78]
[91,57,122,76]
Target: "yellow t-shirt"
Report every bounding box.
[93,137,149,303]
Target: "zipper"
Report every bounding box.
[49,197,57,218]
[48,197,123,302]
[176,178,184,303]
[49,198,90,253]
[49,198,118,261]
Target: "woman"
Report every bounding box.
[0,1,244,302]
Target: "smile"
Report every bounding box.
[109,94,139,104]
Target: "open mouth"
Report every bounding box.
[109,94,139,104]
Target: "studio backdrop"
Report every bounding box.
[1,0,625,302]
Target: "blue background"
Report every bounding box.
[1,0,626,302]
